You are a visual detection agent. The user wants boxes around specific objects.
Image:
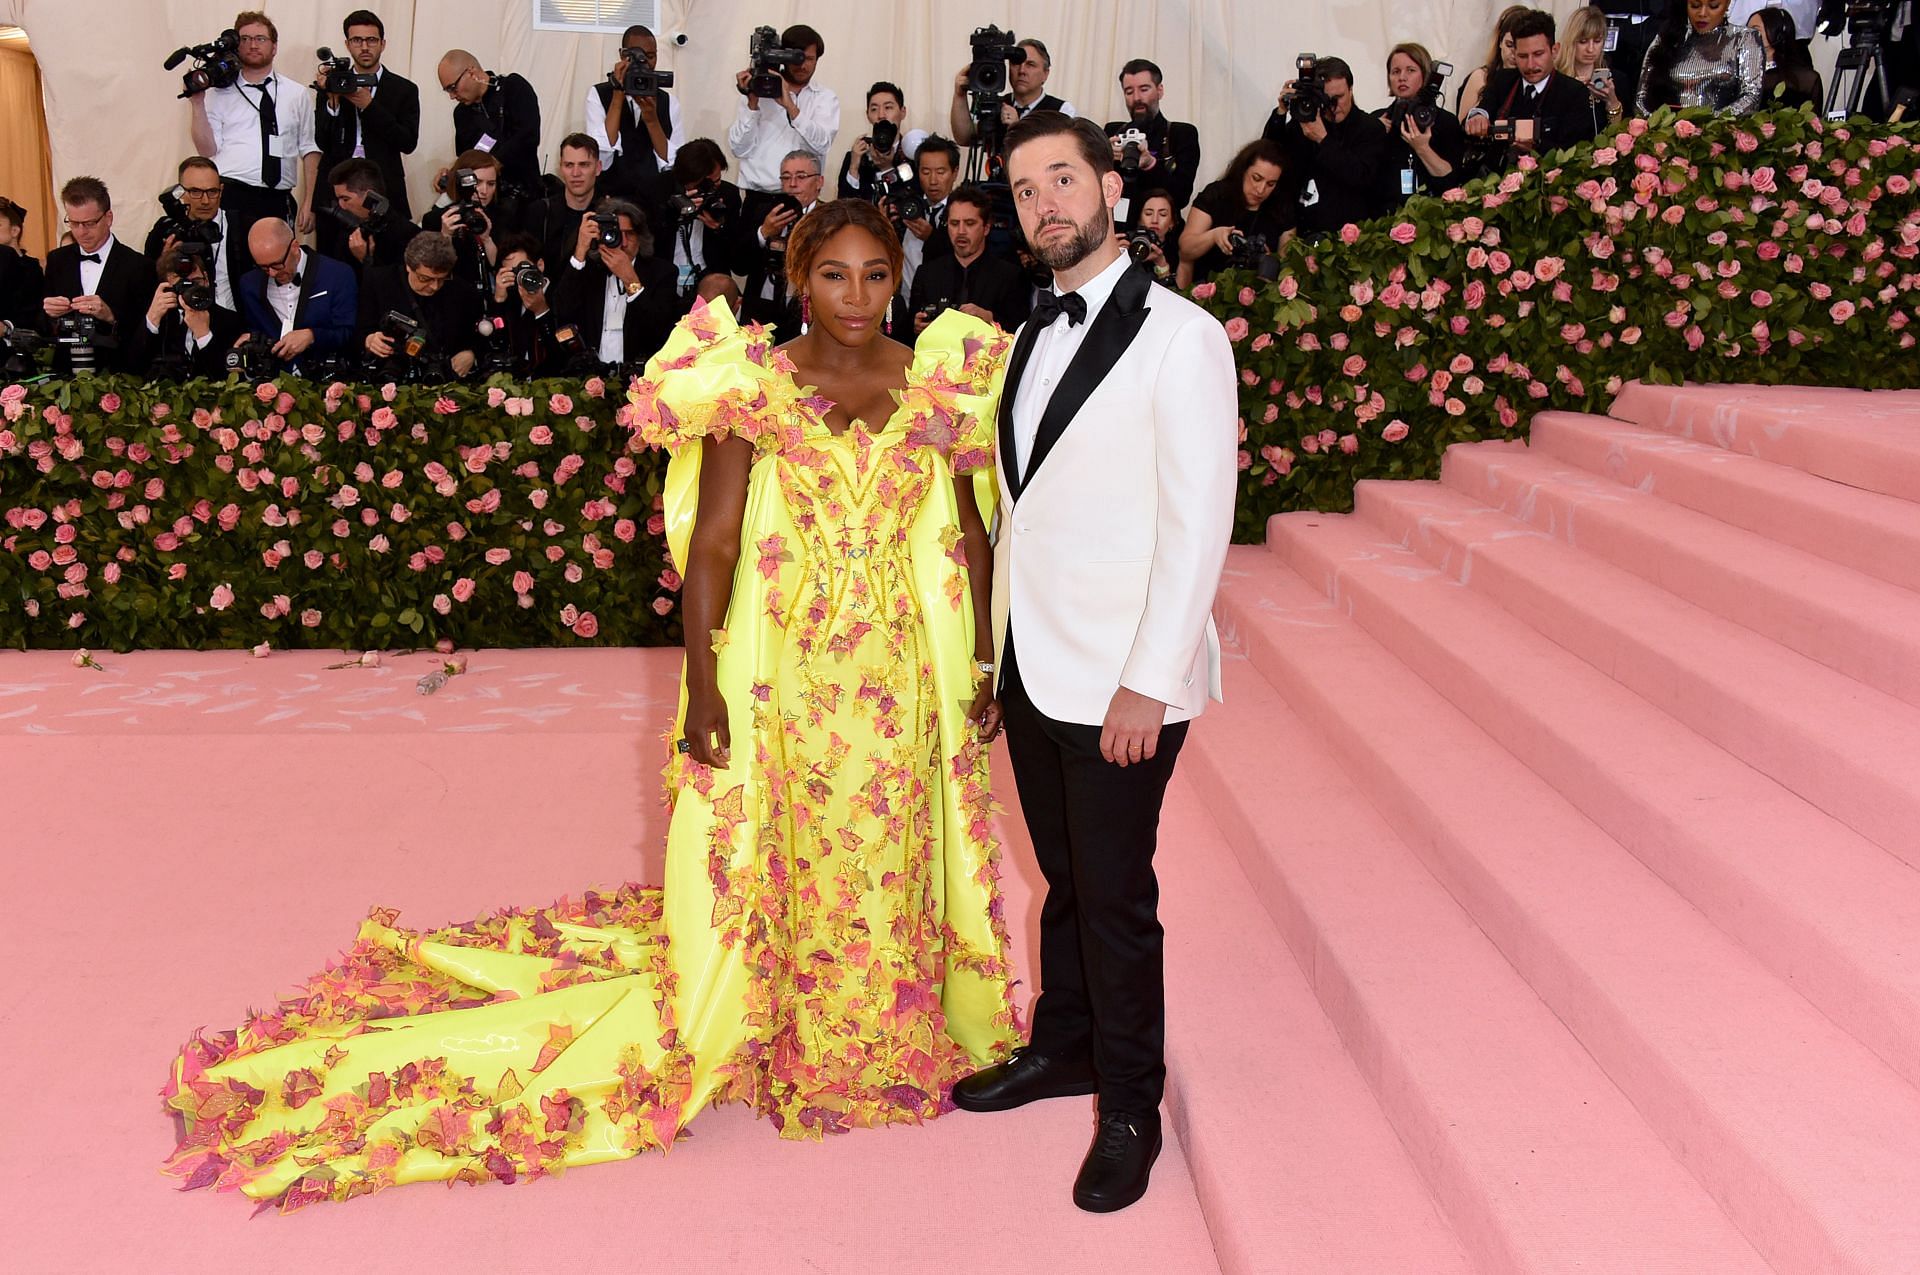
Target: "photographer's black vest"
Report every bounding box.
[1004,92,1067,120]
[593,82,675,193]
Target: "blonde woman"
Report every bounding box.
[1559,6,1625,128]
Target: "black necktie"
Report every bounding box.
[79,253,101,264]
[1030,289,1087,330]
[258,81,281,188]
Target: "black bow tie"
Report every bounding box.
[1030,289,1088,330]
[79,253,101,264]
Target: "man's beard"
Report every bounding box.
[1029,206,1111,272]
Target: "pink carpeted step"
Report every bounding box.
[1529,411,1920,595]
[1437,440,1920,709]
[1189,613,1770,1271]
[1610,382,1920,502]
[1342,480,1920,866]
[1225,542,1920,1274]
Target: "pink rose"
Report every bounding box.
[1191,282,1217,301]
[452,577,476,603]
[1339,224,1360,245]
[487,386,508,408]
[99,392,122,412]
[512,571,534,594]
[1382,420,1409,442]
[651,597,674,616]
[431,593,452,615]
[1831,300,1857,323]
[210,582,234,611]
[1342,355,1367,378]
[1237,287,1256,306]
[584,377,607,398]
[573,611,599,639]
[529,425,555,445]
[1389,222,1417,245]
[485,547,512,566]
[1223,317,1250,342]
[549,393,574,414]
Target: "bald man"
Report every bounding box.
[236,217,358,363]
[440,49,543,195]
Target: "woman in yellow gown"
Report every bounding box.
[162,200,1021,1210]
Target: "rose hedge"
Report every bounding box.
[1,375,683,650]
[1197,107,1920,542]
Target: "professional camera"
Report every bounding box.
[1127,226,1164,264]
[153,186,225,252]
[225,339,283,379]
[1387,61,1454,133]
[868,119,900,158]
[967,25,1027,95]
[437,168,491,239]
[380,310,428,359]
[1286,54,1335,125]
[324,188,393,235]
[1,325,46,378]
[669,177,728,225]
[476,315,520,375]
[163,29,241,99]
[589,212,625,250]
[916,299,950,326]
[618,48,675,97]
[883,176,928,225]
[316,47,378,96]
[54,313,116,373]
[742,25,806,100]
[1114,127,1149,174]
[166,279,217,312]
[1227,229,1282,282]
[512,261,548,294]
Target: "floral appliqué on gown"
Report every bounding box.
[161,302,1021,1210]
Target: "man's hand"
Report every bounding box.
[1100,686,1168,767]
[736,69,758,110]
[274,328,316,360]
[296,203,316,236]
[450,350,477,377]
[760,205,799,244]
[1140,149,1159,171]
[636,92,660,125]
[347,86,374,111]
[601,241,639,288]
[493,263,515,304]
[777,77,798,118]
[851,136,871,165]
[1465,113,1491,139]
[348,227,372,263]
[183,303,213,340]
[42,296,73,318]
[365,330,395,357]
[159,233,182,260]
[1301,114,1330,144]
[904,216,933,243]
[953,67,972,98]
[574,215,598,263]
[1277,80,1297,113]
[147,285,180,328]
[72,294,115,323]
[999,102,1020,127]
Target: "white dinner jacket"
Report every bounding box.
[991,258,1239,727]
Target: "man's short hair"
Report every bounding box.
[342,9,383,38]
[868,80,905,109]
[1019,38,1052,69]
[916,135,961,172]
[621,24,653,43]
[157,245,208,280]
[0,196,26,230]
[559,132,603,160]
[782,23,824,56]
[594,196,655,258]
[493,230,542,265]
[1120,58,1163,85]
[233,9,277,42]
[946,184,993,221]
[61,176,111,212]
[1316,56,1356,87]
[1511,9,1557,44]
[780,149,821,175]
[452,149,504,175]
[329,157,385,194]
[404,232,457,273]
[1003,112,1114,180]
[670,138,726,186]
[178,156,220,181]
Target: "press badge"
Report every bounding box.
[477,134,498,152]
[1400,165,1417,196]
[1302,179,1321,207]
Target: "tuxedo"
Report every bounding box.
[236,250,358,357]
[454,73,543,195]
[141,303,244,379]
[41,237,158,374]
[1475,70,1602,155]
[647,176,745,292]
[315,68,422,220]
[142,210,242,312]
[356,265,483,375]
[991,254,1238,1119]
[547,251,680,367]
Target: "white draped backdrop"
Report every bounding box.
[1,0,1581,241]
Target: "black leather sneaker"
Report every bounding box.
[1072,1112,1162,1213]
[951,1045,1098,1113]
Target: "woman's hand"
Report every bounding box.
[969,680,1003,742]
[682,685,732,767]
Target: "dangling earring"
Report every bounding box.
[800,292,811,328]
[884,308,893,337]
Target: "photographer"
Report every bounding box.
[0,197,44,338]
[482,232,564,377]
[949,36,1078,173]
[1117,187,1182,286]
[357,231,481,380]
[738,151,823,328]
[728,23,839,196]
[1180,141,1290,287]
[40,177,156,375]
[1558,7,1626,133]
[314,10,420,261]
[328,158,421,274]
[1264,55,1389,241]
[143,157,239,311]
[1104,59,1201,214]
[907,184,1028,333]
[838,82,928,201]
[188,11,320,248]
[1465,10,1603,169]
[1377,44,1469,203]
[520,136,606,275]
[899,135,960,293]
[139,245,243,380]
[651,138,743,313]
[587,24,684,199]
[236,216,356,367]
[439,49,543,197]
[549,197,679,368]
[424,150,513,291]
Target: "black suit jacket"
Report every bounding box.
[0,245,45,332]
[142,212,247,310]
[356,264,484,371]
[41,239,157,373]
[141,303,245,379]
[908,252,1030,331]
[548,253,680,366]
[1265,106,1391,238]
[645,176,744,286]
[454,73,543,195]
[1477,70,1602,152]
[1106,115,1202,211]
[316,70,422,218]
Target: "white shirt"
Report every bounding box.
[899,197,949,296]
[266,248,304,336]
[205,70,320,189]
[76,234,119,296]
[193,209,236,310]
[1010,94,1078,121]
[728,80,840,193]
[567,259,642,363]
[671,215,706,291]
[584,83,685,169]
[1729,0,1821,39]
[1010,252,1129,481]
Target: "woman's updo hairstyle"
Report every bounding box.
[784,198,905,297]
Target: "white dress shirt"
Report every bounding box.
[204,70,319,189]
[728,81,840,193]
[265,248,304,336]
[204,209,235,310]
[584,84,685,169]
[77,234,119,296]
[1011,252,1129,481]
[900,196,949,296]
[1010,94,1078,122]
[566,256,643,363]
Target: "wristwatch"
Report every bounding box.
[624,278,643,299]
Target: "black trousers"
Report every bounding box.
[1000,633,1188,1119]
[221,183,296,262]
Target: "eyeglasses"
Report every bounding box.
[181,186,223,199]
[344,36,384,47]
[65,212,107,231]
[780,171,820,184]
[441,67,469,95]
[236,33,274,46]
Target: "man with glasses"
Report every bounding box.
[738,150,824,328]
[40,177,156,374]
[438,49,543,198]
[236,216,356,368]
[357,231,481,380]
[728,23,838,198]
[548,197,678,368]
[587,24,684,199]
[143,157,239,312]
[189,11,320,253]
[315,10,421,261]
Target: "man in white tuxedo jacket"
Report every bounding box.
[950,112,1238,1214]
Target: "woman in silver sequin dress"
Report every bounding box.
[1637,0,1766,116]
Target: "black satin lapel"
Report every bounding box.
[998,318,1046,500]
[1021,263,1154,490]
